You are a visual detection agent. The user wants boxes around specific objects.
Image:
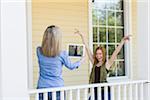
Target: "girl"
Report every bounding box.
[37,25,85,100]
[75,29,130,100]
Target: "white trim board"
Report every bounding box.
[26,0,33,89]
[0,0,29,99]
[0,0,2,98]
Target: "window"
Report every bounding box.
[91,0,127,78]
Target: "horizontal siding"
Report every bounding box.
[131,0,138,79]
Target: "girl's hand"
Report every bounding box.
[74,29,84,38]
[122,35,131,42]
[74,29,86,44]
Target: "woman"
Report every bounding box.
[37,25,85,100]
[75,29,130,100]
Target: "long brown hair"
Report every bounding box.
[41,25,62,57]
[93,46,106,65]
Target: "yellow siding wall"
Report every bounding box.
[32,0,89,88]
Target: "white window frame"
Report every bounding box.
[88,0,132,82]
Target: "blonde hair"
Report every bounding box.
[41,25,62,57]
[93,46,106,65]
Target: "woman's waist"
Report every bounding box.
[38,77,64,88]
[39,75,63,81]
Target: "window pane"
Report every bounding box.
[109,61,125,77]
[93,27,98,42]
[117,61,125,76]
[108,28,115,43]
[100,44,106,49]
[92,10,98,25]
[117,29,124,43]
[108,62,116,77]
[108,45,115,58]
[99,27,106,42]
[106,0,115,9]
[93,44,98,53]
[115,0,123,10]
[97,10,106,25]
[94,44,107,51]
[108,11,115,26]
[93,2,106,9]
[116,12,124,26]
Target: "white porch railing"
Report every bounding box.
[29,80,149,100]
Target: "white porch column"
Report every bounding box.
[137,0,149,100]
[137,0,148,80]
[148,0,150,97]
[0,0,29,100]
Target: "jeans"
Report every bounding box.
[39,91,61,100]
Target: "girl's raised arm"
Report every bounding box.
[75,29,94,64]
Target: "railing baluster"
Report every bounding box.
[111,86,115,100]
[117,85,121,100]
[91,87,95,100]
[60,90,64,100]
[69,90,73,100]
[52,92,56,100]
[104,86,108,100]
[140,83,144,100]
[129,84,133,100]
[44,92,48,100]
[98,87,101,100]
[84,88,88,100]
[76,89,80,100]
[123,84,127,100]
[135,83,138,100]
[35,93,39,100]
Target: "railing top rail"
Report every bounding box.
[29,80,148,94]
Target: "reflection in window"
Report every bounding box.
[92,0,125,77]
[98,10,106,25]
[99,27,106,42]
[108,45,115,58]
[93,27,98,42]
[108,11,115,26]
[108,28,115,43]
[116,12,124,26]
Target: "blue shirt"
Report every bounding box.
[37,47,81,88]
